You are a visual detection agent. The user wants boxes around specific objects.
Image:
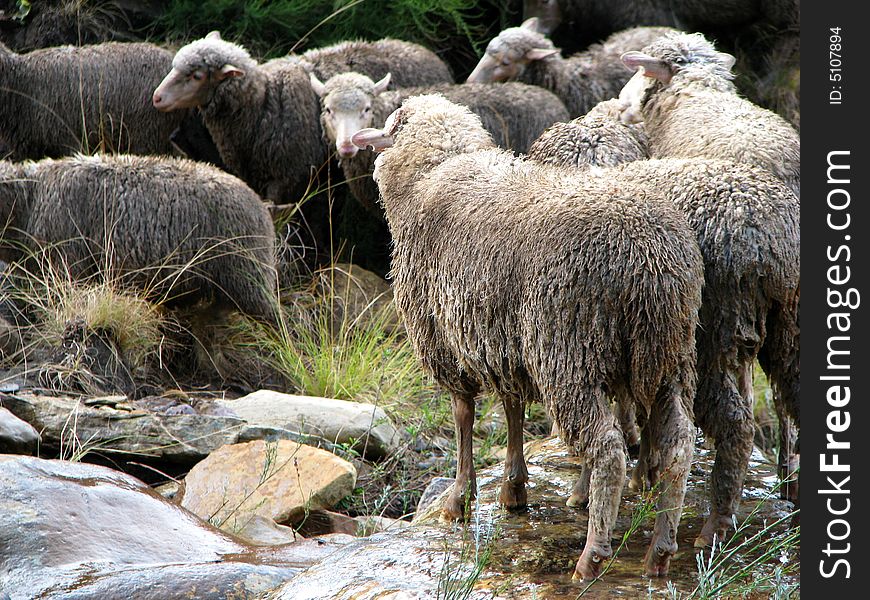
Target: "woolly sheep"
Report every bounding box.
[352,94,703,579]
[528,99,648,168]
[528,107,800,545]
[298,38,453,88]
[620,31,800,197]
[466,19,677,117]
[524,1,800,129]
[310,71,569,215]
[152,32,331,266]
[0,154,277,323]
[0,41,186,160]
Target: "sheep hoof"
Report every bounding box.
[573,543,612,580]
[694,513,732,549]
[499,482,528,510]
[441,494,466,522]
[566,491,588,509]
[644,539,677,577]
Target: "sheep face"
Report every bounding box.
[153,32,250,112]
[621,32,736,87]
[616,68,654,124]
[311,72,391,159]
[467,18,559,83]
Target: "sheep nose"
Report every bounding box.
[338,143,358,158]
[152,93,163,107]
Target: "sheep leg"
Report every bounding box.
[617,401,641,457]
[442,391,477,521]
[694,369,754,549]
[757,292,800,503]
[628,422,651,493]
[573,417,625,581]
[643,388,694,577]
[567,458,590,508]
[499,396,529,509]
[776,411,799,503]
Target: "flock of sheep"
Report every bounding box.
[0,4,799,586]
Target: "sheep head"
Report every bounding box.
[153,31,253,112]
[620,32,736,86]
[310,71,391,159]
[467,18,560,83]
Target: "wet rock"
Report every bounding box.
[0,407,39,454]
[267,437,798,599]
[180,439,357,535]
[295,510,410,538]
[0,391,245,463]
[414,476,455,518]
[0,454,347,599]
[217,390,402,460]
[236,515,303,546]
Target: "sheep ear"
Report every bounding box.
[206,31,222,40]
[526,47,559,61]
[718,52,737,71]
[309,72,327,97]
[373,73,392,95]
[218,64,244,80]
[621,51,672,83]
[521,17,541,32]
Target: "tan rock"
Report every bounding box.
[180,439,357,535]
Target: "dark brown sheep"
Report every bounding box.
[0,41,186,160]
[0,154,277,324]
[466,19,677,117]
[528,105,800,546]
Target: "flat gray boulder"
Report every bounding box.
[0,391,245,463]
[218,391,402,460]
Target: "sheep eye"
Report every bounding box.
[191,71,205,81]
[363,106,371,114]
[325,107,333,115]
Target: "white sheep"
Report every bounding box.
[619,31,800,197]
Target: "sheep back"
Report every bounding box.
[529,99,648,168]
[382,151,702,447]
[0,42,185,160]
[18,154,277,321]
[300,38,452,87]
[338,81,568,217]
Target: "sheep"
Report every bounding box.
[151,32,331,269]
[466,19,678,117]
[528,98,649,168]
[528,105,800,544]
[352,94,703,579]
[0,40,187,160]
[619,31,800,197]
[309,71,569,216]
[298,38,453,88]
[0,154,277,324]
[522,1,801,129]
